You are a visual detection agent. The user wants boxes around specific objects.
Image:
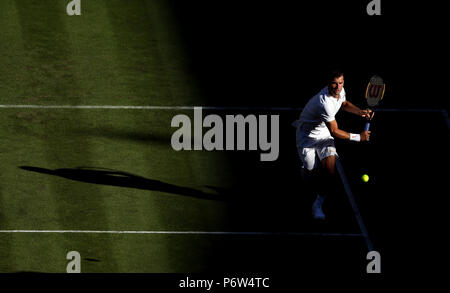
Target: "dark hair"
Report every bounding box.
[328,70,344,82]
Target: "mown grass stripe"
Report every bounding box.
[14,0,118,272]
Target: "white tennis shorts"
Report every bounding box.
[294,120,338,171]
[297,139,338,171]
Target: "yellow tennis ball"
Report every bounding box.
[361,174,369,183]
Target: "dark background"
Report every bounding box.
[168,0,447,111]
[164,0,446,280]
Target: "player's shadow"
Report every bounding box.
[19,166,226,201]
[73,127,172,146]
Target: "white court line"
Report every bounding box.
[441,110,450,130]
[0,230,362,237]
[2,104,447,128]
[0,105,293,110]
[0,105,198,110]
[335,159,374,252]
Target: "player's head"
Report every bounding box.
[327,70,344,98]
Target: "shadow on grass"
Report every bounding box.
[19,166,226,201]
[72,127,172,146]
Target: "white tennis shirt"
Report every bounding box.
[294,86,346,147]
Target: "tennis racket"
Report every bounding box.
[364,75,385,131]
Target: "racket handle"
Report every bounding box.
[364,122,370,131]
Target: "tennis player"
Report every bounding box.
[293,70,373,220]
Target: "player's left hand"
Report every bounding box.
[360,109,374,120]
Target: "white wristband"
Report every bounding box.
[349,133,361,142]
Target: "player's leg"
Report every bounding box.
[311,143,338,220]
[320,154,336,175]
[296,125,319,182]
[298,147,325,219]
[300,150,319,179]
[298,147,320,196]
[319,154,338,200]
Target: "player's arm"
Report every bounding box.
[342,100,374,120]
[326,119,370,142]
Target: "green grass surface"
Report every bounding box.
[0,0,230,272]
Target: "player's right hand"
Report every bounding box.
[360,109,374,120]
[360,130,371,141]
